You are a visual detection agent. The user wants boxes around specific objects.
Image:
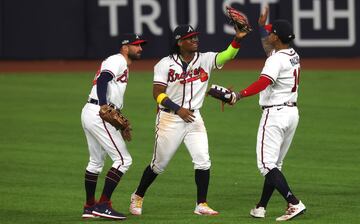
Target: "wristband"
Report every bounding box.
[156,93,168,104]
[259,26,268,38]
[162,98,181,112]
[231,39,241,48]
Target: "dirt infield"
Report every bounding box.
[1,58,360,73]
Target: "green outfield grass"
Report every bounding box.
[0,70,359,224]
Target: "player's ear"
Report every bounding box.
[273,34,279,42]
[120,45,129,54]
[177,40,183,47]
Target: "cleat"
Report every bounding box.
[250,206,266,218]
[276,201,306,221]
[82,204,98,218]
[92,201,126,220]
[129,193,143,215]
[194,202,219,216]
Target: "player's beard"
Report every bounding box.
[128,51,142,60]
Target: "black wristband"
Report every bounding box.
[162,98,181,112]
[259,26,268,38]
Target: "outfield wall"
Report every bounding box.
[0,0,359,59]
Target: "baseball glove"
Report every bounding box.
[120,126,132,142]
[99,104,132,134]
[226,6,252,33]
[207,84,238,105]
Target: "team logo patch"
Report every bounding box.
[117,69,128,83]
[167,67,208,84]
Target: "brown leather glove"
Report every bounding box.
[120,126,132,142]
[226,6,252,33]
[99,105,131,131]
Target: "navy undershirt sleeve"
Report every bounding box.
[96,71,113,105]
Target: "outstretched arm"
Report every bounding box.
[216,27,248,67]
[238,76,272,98]
[258,6,273,57]
[207,76,272,106]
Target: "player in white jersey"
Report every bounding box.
[230,9,306,221]
[80,33,146,220]
[129,24,248,216]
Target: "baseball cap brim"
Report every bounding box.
[180,32,200,40]
[130,40,147,45]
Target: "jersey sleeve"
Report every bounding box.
[101,55,127,78]
[260,54,282,83]
[153,59,168,87]
[203,52,220,70]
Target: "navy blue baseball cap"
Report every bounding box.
[173,25,199,41]
[119,33,147,47]
[265,20,295,43]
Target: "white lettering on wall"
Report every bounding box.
[168,0,198,31]
[294,0,355,47]
[206,0,215,34]
[98,0,128,36]
[134,0,162,35]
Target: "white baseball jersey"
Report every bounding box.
[153,52,221,110]
[259,48,300,106]
[89,53,129,109]
[255,48,301,176]
[149,52,221,174]
[81,53,132,175]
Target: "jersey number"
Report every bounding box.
[291,68,300,92]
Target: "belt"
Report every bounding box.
[87,98,120,111]
[88,98,99,105]
[160,108,195,113]
[261,102,297,110]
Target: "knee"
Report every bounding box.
[258,167,270,176]
[113,156,132,174]
[86,161,104,174]
[193,157,211,170]
[192,151,211,170]
[151,163,165,174]
[259,165,282,176]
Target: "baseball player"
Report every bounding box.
[80,33,146,220]
[128,22,250,216]
[229,8,306,221]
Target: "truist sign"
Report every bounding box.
[0,0,359,59]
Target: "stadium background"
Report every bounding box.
[0,0,359,223]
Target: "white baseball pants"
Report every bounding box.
[81,103,132,174]
[150,110,211,174]
[256,106,299,176]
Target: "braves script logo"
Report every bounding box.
[167,67,208,84]
[117,69,128,83]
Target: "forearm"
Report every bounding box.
[154,84,181,112]
[96,72,113,105]
[215,39,241,67]
[259,26,273,56]
[239,76,272,97]
[156,93,181,112]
